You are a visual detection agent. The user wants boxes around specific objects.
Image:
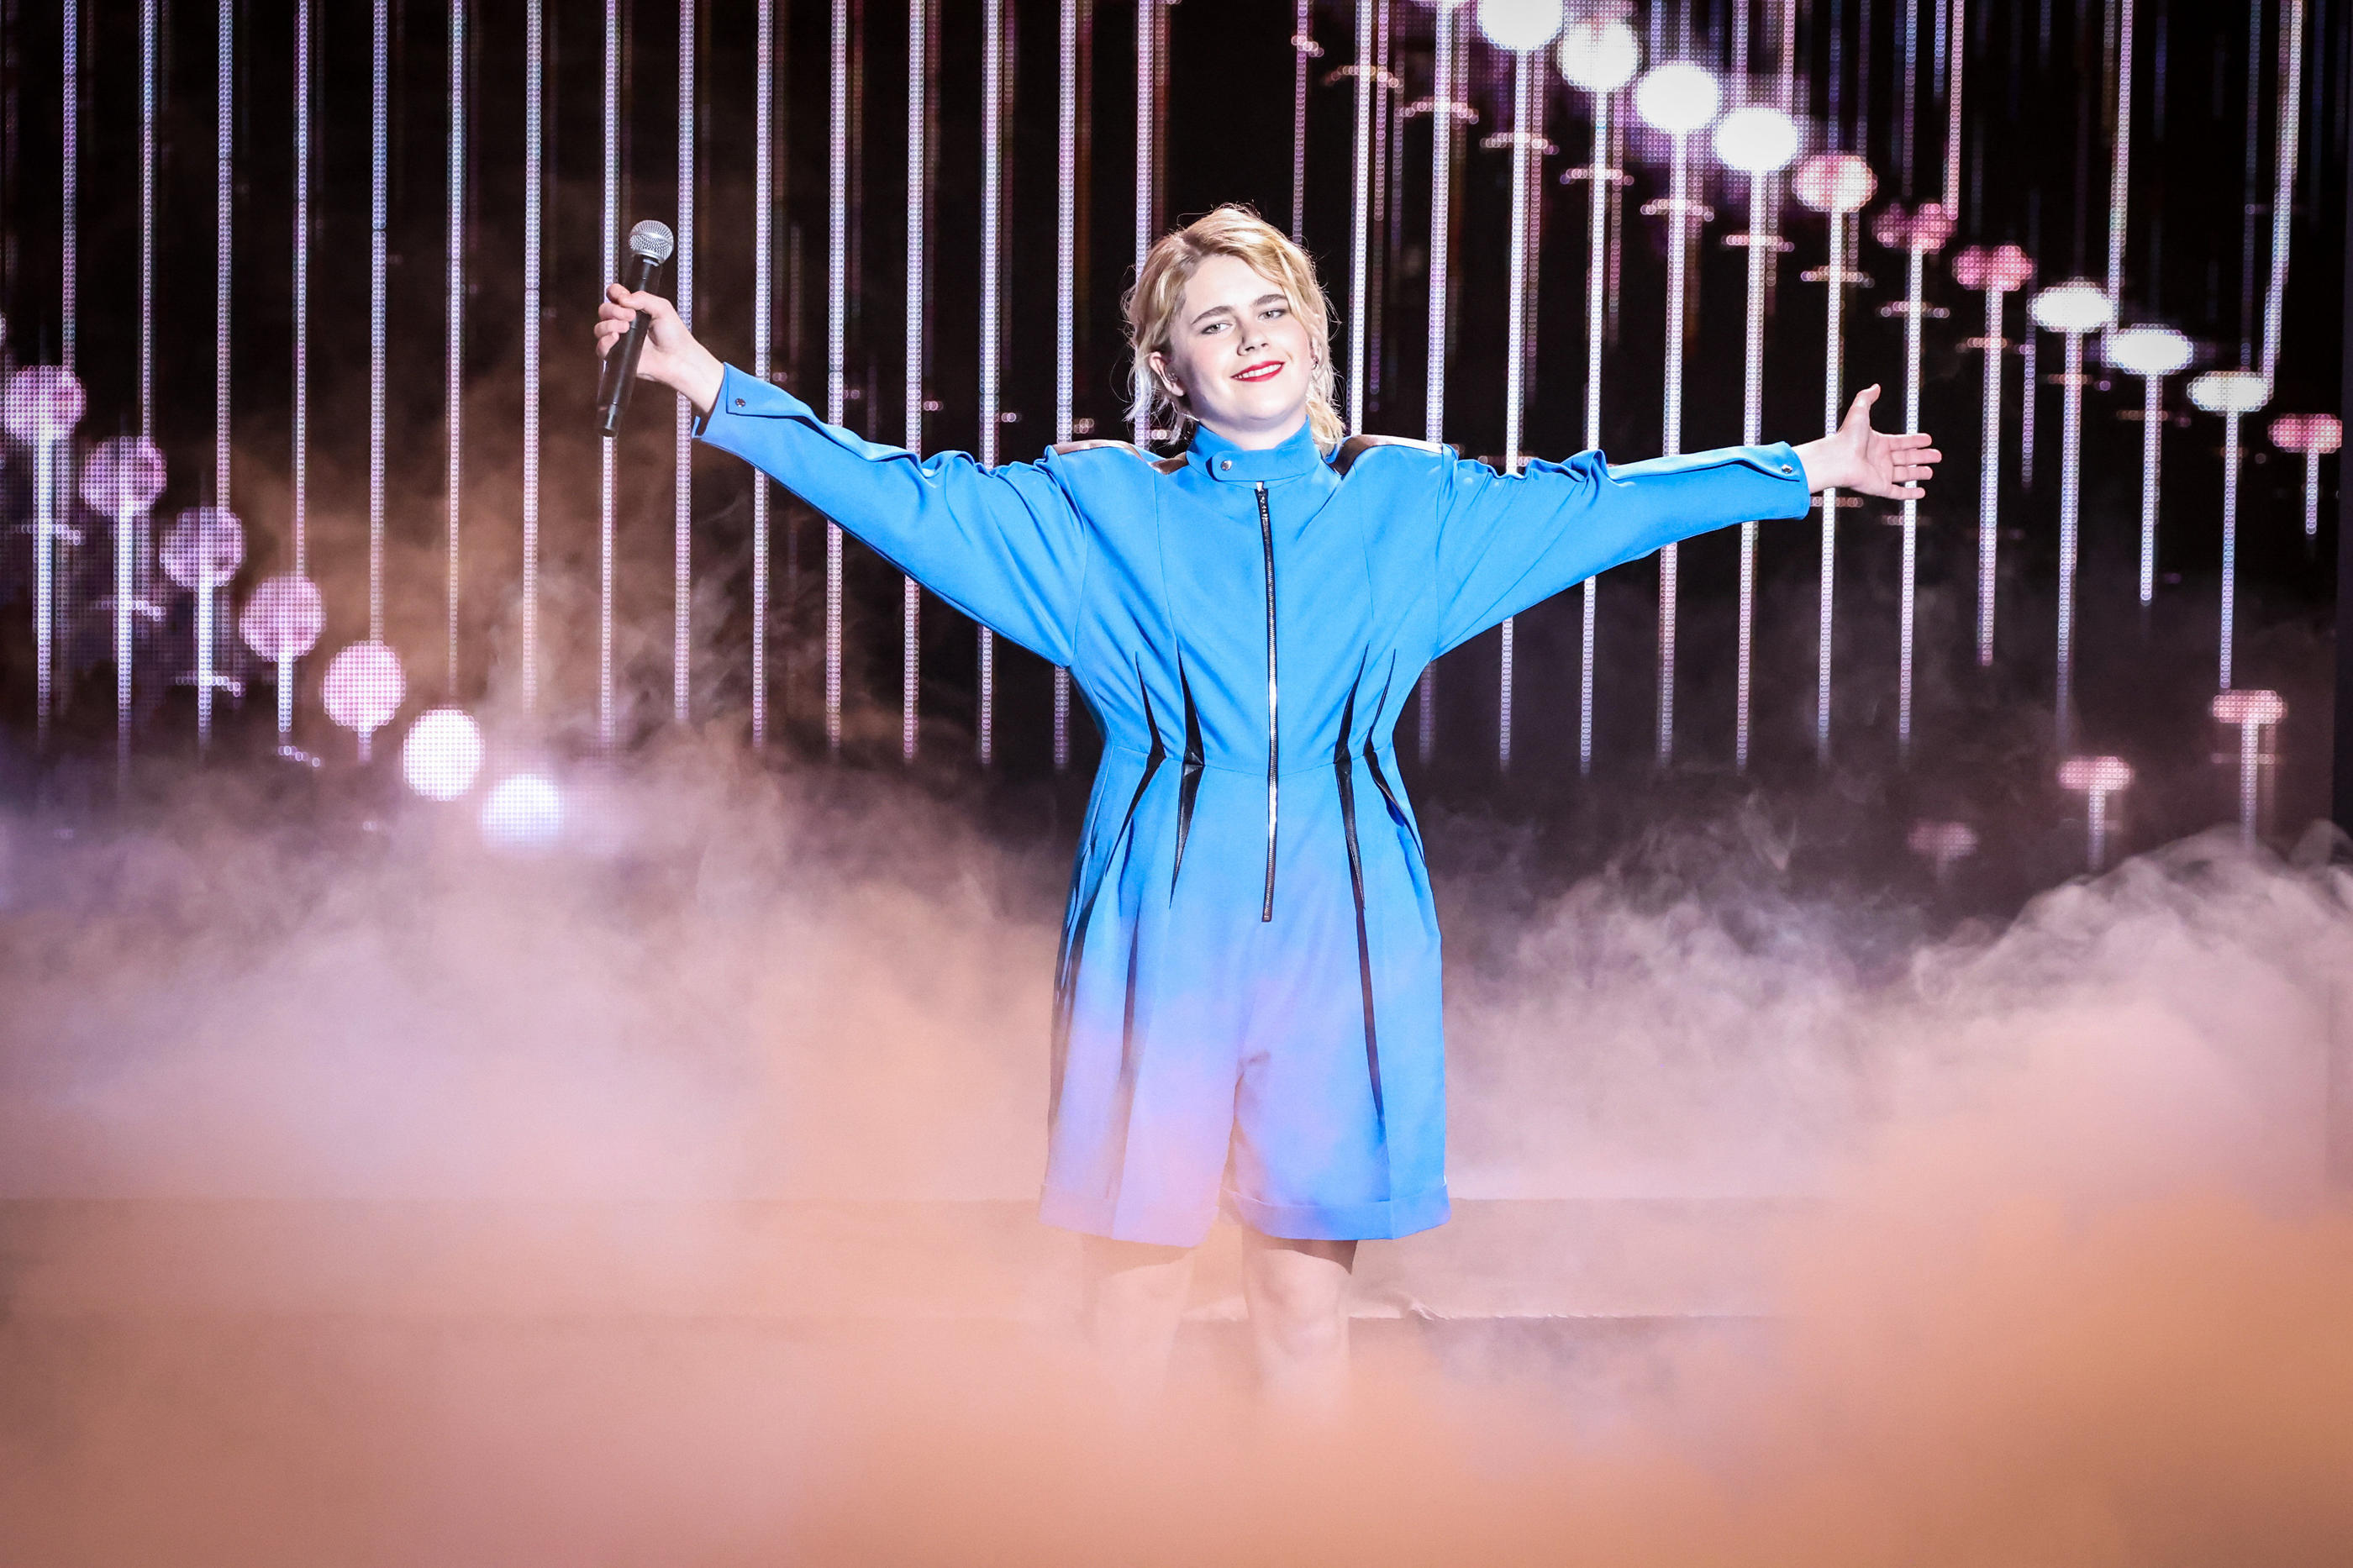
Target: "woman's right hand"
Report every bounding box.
[596,283,726,418]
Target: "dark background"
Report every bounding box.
[0,0,2345,913]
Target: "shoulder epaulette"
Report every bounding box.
[1331,433,1448,476]
[1051,438,1187,476]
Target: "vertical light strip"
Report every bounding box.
[676,0,697,726]
[1054,0,1080,771]
[1818,210,1845,766]
[61,0,74,371]
[2219,408,2242,690]
[372,0,390,645]
[826,0,849,755]
[752,0,775,745]
[2055,329,2086,747]
[1897,240,1924,757]
[523,0,545,716]
[217,0,233,508]
[1656,129,1696,770]
[1580,88,1610,778]
[1498,49,1534,772]
[2136,373,2161,603]
[448,0,466,699]
[1134,0,1155,445]
[1974,283,2001,665]
[1419,2,1455,766]
[140,0,156,439]
[1348,0,1371,434]
[1292,0,1312,241]
[2105,0,2133,309]
[1944,0,1966,214]
[288,0,311,744]
[115,487,137,786]
[903,0,927,763]
[34,442,54,751]
[599,0,621,748]
[978,0,1005,764]
[2260,0,2305,383]
[1735,166,1770,771]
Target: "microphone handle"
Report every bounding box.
[597,253,667,438]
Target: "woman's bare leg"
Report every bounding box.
[1240,1231,1356,1414]
[1083,1235,1195,1406]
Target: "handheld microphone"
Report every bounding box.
[597,219,677,438]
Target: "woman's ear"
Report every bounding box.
[1146,350,1182,401]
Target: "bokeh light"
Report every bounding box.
[78,436,166,516]
[2188,369,2271,413]
[160,508,245,590]
[1871,201,1955,253]
[481,771,565,850]
[2029,280,2116,335]
[1475,0,1563,52]
[1792,151,1875,213]
[401,707,486,802]
[1633,63,1719,134]
[322,640,406,735]
[2104,324,2192,377]
[1950,243,2035,292]
[1712,104,1798,173]
[1,365,86,443]
[2212,689,2287,727]
[2059,755,2135,794]
[237,575,326,663]
[2268,413,2341,454]
[1555,18,1637,91]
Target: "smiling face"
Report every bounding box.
[1146,252,1319,450]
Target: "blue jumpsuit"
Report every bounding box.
[697,365,1813,1246]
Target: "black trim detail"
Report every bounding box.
[1331,677,1385,1124]
[1256,482,1280,922]
[1047,661,1166,1123]
[1171,662,1205,900]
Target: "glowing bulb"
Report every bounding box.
[1555,18,1636,90]
[323,639,405,735]
[2028,279,2115,334]
[2,366,85,443]
[236,574,325,663]
[1907,820,1980,864]
[79,436,166,515]
[1871,201,1954,253]
[1792,151,1875,213]
[2059,755,2134,794]
[2212,689,2285,727]
[1950,243,2033,292]
[1476,0,1562,52]
[2105,324,2192,377]
[2268,413,2340,454]
[481,771,564,850]
[1712,104,1798,173]
[161,507,244,589]
[2187,370,2270,414]
[1634,62,1719,134]
[401,706,484,801]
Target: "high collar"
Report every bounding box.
[1183,418,1327,483]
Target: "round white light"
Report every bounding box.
[78,436,167,516]
[481,771,565,850]
[160,508,245,590]
[1792,152,1876,213]
[1476,0,1564,52]
[1555,18,1638,92]
[237,575,326,663]
[1633,62,1719,134]
[2187,369,2271,415]
[2028,280,2115,335]
[323,641,406,735]
[1,365,85,444]
[2103,324,2192,378]
[1711,104,1798,172]
[402,707,486,802]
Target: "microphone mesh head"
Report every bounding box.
[628,219,676,265]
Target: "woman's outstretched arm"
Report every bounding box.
[1431,385,1939,654]
[596,286,1087,666]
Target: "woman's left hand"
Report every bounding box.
[1792,385,1943,499]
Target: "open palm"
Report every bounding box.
[1798,384,1942,499]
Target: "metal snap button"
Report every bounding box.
[1220,458,1232,470]
[1779,462,1792,473]
[735,397,746,408]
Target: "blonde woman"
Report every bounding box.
[598,203,1939,1407]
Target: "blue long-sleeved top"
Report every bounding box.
[697,364,1813,1243]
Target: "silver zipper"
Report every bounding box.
[1257,482,1278,921]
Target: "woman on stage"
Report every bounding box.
[597,203,1939,1408]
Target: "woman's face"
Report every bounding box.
[1148,252,1318,449]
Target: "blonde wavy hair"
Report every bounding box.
[1123,204,1345,453]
